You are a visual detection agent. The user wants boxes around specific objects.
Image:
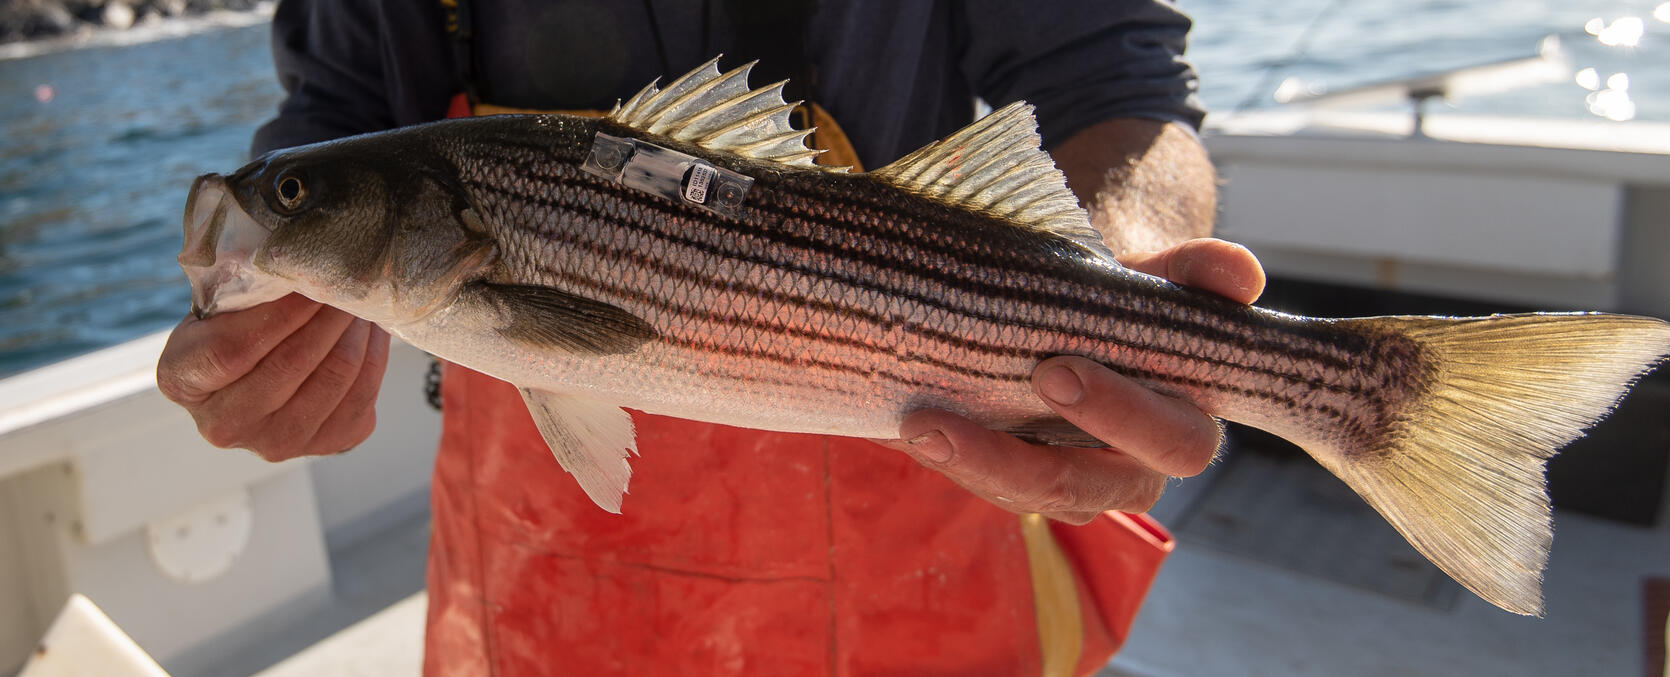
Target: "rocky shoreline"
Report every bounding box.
[0,0,267,44]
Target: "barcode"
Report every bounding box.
[685,164,716,204]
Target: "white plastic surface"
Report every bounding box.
[144,488,254,583]
[18,594,169,677]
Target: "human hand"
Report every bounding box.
[877,238,1265,524]
[157,293,390,461]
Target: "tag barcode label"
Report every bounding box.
[684,164,716,204]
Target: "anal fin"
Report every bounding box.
[518,388,638,513]
[998,416,1106,448]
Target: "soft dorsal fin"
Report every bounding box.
[871,102,1112,259]
[607,55,840,171]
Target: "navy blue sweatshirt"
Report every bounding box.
[254,0,1205,170]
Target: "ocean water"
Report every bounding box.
[1188,0,1668,121]
[0,22,279,375]
[0,1,1666,377]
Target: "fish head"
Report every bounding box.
[181,138,496,325]
[180,172,291,319]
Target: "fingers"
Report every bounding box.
[878,357,1222,522]
[298,324,390,456]
[264,317,373,446]
[1032,356,1222,478]
[1117,238,1265,304]
[193,305,358,445]
[878,240,1256,520]
[156,293,325,405]
[881,410,1169,523]
[157,294,388,461]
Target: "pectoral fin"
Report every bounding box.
[518,388,638,513]
[472,282,658,355]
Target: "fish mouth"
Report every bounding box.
[180,174,289,319]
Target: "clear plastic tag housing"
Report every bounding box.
[581,132,754,220]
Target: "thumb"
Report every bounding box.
[1031,356,1222,478]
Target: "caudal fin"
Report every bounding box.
[1326,313,1670,615]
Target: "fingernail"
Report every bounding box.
[906,430,953,463]
[1036,366,1084,406]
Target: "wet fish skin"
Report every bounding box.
[179,61,1670,617]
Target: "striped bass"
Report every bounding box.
[178,58,1669,616]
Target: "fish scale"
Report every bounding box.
[179,57,1670,615]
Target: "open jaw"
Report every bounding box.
[179,174,290,319]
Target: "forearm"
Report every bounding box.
[1051,118,1218,255]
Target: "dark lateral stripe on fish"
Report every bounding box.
[518,217,1366,424]
[485,177,1236,381]
[537,214,1375,414]
[576,163,1355,373]
[477,176,1361,388]
[457,149,1356,374]
[555,261,1361,424]
[488,181,1390,419]
[472,177,1385,406]
[530,262,1015,386]
[498,143,1378,373]
[751,186,1372,371]
[498,166,1372,379]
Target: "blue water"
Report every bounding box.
[0,2,1666,377]
[0,22,279,375]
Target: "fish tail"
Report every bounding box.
[1318,313,1670,615]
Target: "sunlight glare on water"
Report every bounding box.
[1587,70,1638,120]
[1188,0,1666,123]
[1588,15,1646,46]
[1575,67,1602,90]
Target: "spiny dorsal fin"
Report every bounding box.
[607,55,841,171]
[871,102,1112,259]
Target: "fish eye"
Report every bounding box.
[274,174,307,212]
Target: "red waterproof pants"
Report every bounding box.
[423,366,1172,676]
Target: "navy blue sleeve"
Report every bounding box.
[251,0,454,155]
[955,0,1206,149]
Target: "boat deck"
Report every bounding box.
[206,445,1669,677]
